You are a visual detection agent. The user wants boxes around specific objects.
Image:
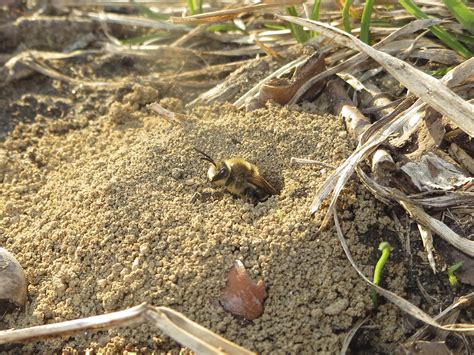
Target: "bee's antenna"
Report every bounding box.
[194,148,216,166]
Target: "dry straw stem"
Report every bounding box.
[333,211,474,335]
[83,11,188,31]
[277,20,474,233]
[409,191,474,210]
[170,1,305,24]
[277,15,474,137]
[416,223,436,273]
[325,76,473,259]
[4,51,121,87]
[326,78,371,139]
[278,16,474,136]
[286,18,444,105]
[407,292,474,342]
[148,102,189,123]
[0,303,254,354]
[358,169,474,257]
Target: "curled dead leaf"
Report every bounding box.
[220,260,266,320]
[259,52,327,105]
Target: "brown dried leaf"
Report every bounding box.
[259,52,326,105]
[220,260,266,321]
[391,108,445,160]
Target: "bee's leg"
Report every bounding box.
[254,188,270,202]
[243,187,261,205]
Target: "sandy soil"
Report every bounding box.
[0,75,413,353]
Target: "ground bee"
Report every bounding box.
[195,148,277,204]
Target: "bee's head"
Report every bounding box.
[207,161,229,185]
[194,148,229,185]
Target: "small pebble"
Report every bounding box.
[324,298,349,316]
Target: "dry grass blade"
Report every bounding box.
[301,52,472,232]
[417,224,436,273]
[277,16,474,136]
[442,57,474,87]
[400,200,474,257]
[144,307,254,354]
[234,57,307,108]
[407,292,474,342]
[83,11,188,31]
[333,211,474,334]
[287,18,443,105]
[0,303,254,354]
[170,1,305,24]
[309,101,427,222]
[5,52,122,87]
[340,317,369,355]
[159,59,255,80]
[409,191,474,209]
[358,168,474,257]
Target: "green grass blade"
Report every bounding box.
[193,0,203,14]
[129,0,169,20]
[310,0,322,36]
[187,0,196,15]
[443,0,474,34]
[206,23,243,33]
[360,0,375,42]
[399,0,473,58]
[119,32,168,45]
[342,0,354,34]
[264,24,289,31]
[311,0,322,20]
[431,65,454,76]
[287,6,310,43]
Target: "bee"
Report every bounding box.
[194,148,277,204]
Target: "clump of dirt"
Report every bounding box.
[0,83,407,353]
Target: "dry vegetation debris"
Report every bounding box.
[0,0,473,353]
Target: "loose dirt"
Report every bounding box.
[0,80,410,352]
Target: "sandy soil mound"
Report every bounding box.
[0,85,406,353]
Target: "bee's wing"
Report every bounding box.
[247,175,278,195]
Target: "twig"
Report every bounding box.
[0,303,254,354]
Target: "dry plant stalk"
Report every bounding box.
[286,19,444,105]
[0,303,254,355]
[273,15,474,339]
[333,211,474,335]
[278,16,474,136]
[170,1,305,24]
